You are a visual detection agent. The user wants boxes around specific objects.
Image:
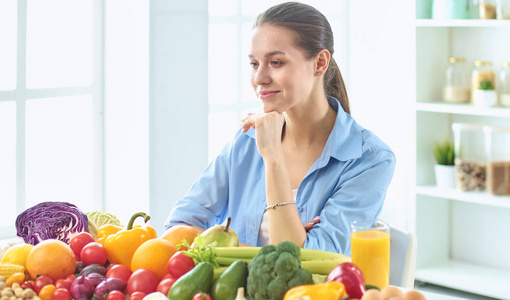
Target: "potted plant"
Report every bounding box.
[473,80,498,107]
[433,140,456,189]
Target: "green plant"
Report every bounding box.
[433,140,455,165]
[479,80,494,90]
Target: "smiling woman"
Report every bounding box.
[167,2,395,254]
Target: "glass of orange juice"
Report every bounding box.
[350,220,390,289]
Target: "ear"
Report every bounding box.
[314,49,331,76]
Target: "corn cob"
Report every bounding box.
[0,263,25,278]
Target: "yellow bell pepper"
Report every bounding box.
[283,281,347,300]
[97,224,123,245]
[104,212,157,268]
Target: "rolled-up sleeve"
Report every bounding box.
[303,149,396,254]
[164,142,232,230]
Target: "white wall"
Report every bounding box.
[149,1,209,235]
[347,0,415,230]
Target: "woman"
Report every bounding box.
[165,2,395,254]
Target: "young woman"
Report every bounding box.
[165,2,395,254]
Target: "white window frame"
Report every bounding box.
[0,0,104,239]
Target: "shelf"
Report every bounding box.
[416,19,510,27]
[415,260,510,299]
[416,185,510,208]
[415,102,510,117]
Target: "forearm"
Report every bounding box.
[264,156,307,247]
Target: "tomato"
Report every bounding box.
[65,274,76,286]
[106,264,132,282]
[106,290,126,300]
[167,251,195,279]
[6,272,25,287]
[52,288,71,300]
[80,242,108,266]
[161,273,174,281]
[156,277,175,296]
[39,284,56,300]
[34,275,54,294]
[192,292,212,300]
[21,280,34,290]
[129,291,146,300]
[55,278,71,290]
[127,269,159,295]
[70,232,95,260]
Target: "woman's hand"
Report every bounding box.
[303,216,320,232]
[241,112,285,159]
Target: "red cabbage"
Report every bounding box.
[15,201,89,245]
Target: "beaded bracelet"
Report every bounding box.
[265,201,296,211]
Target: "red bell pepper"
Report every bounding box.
[326,262,366,299]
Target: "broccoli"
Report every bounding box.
[247,241,313,300]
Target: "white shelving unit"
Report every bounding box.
[414,3,510,299]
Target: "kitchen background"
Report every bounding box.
[1,0,509,299]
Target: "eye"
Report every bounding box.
[249,61,259,69]
[270,60,283,67]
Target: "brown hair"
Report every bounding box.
[254,2,350,114]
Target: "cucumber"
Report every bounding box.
[211,260,248,300]
[167,261,214,300]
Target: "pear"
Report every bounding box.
[201,217,239,247]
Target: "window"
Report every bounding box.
[207,0,348,161]
[0,0,102,239]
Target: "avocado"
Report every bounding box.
[167,261,214,300]
[211,260,248,300]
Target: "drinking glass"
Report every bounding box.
[350,220,390,288]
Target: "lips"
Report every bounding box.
[258,91,280,100]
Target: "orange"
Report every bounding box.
[131,238,176,280]
[161,225,199,250]
[26,239,76,281]
[1,243,34,268]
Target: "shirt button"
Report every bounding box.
[297,207,303,212]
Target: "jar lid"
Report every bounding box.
[449,57,466,63]
[474,60,492,66]
[503,61,510,67]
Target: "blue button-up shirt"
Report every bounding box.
[165,97,395,254]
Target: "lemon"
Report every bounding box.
[1,243,34,268]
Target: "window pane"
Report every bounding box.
[242,0,340,15]
[26,0,93,88]
[241,23,258,103]
[208,111,238,161]
[0,0,17,91]
[209,0,237,16]
[25,96,94,212]
[209,24,237,105]
[0,102,17,227]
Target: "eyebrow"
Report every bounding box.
[248,50,286,59]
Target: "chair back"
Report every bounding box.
[389,225,417,288]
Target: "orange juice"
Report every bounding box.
[351,230,390,288]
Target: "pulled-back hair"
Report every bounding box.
[254,2,350,114]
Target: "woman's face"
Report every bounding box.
[249,24,316,113]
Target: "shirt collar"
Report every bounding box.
[243,96,363,162]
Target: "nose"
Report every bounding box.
[252,65,271,86]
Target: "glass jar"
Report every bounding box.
[497,0,510,19]
[500,61,510,107]
[471,60,495,102]
[484,126,510,195]
[452,123,486,191]
[479,0,497,18]
[443,57,470,103]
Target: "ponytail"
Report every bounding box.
[325,58,350,114]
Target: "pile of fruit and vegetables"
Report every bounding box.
[0,201,427,300]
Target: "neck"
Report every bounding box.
[283,94,336,147]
